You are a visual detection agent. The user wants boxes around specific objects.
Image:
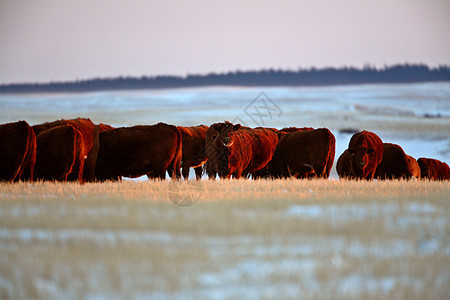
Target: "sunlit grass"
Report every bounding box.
[1,178,448,202]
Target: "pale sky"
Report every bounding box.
[0,0,449,84]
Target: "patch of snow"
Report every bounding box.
[338,275,396,295]
[408,202,437,214]
[418,239,441,255]
[285,204,323,218]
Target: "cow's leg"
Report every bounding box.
[232,170,243,179]
[166,164,174,178]
[207,170,217,180]
[182,163,190,180]
[173,162,181,180]
[194,167,203,180]
[67,160,82,182]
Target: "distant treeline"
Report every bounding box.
[1,64,449,93]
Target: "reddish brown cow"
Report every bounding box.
[417,158,450,181]
[34,125,86,181]
[205,122,278,179]
[177,125,208,179]
[345,130,384,180]
[95,123,182,180]
[266,128,335,179]
[375,143,417,179]
[33,118,99,182]
[406,155,421,179]
[0,120,36,181]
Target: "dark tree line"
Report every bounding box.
[1,64,449,93]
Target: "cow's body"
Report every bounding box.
[95,123,182,180]
[0,121,36,181]
[345,130,384,180]
[375,143,414,179]
[267,128,335,179]
[205,122,277,179]
[34,125,85,181]
[177,125,208,179]
[33,118,99,182]
[417,158,450,180]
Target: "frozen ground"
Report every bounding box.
[0,180,449,299]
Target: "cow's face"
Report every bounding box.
[348,147,375,170]
[212,122,241,147]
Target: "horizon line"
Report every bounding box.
[1,62,450,86]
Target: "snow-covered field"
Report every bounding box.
[0,83,449,299]
[0,180,449,299]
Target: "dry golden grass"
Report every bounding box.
[1,178,448,201]
[0,179,449,299]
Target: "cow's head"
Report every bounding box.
[211,122,241,147]
[348,147,375,170]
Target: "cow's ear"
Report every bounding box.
[212,124,220,131]
[348,148,355,155]
[367,148,375,154]
[233,124,241,131]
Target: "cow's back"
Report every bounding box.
[97,123,115,133]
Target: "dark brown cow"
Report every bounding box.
[406,155,421,179]
[345,130,384,180]
[15,123,37,182]
[177,125,208,179]
[266,128,335,179]
[205,122,278,179]
[0,121,36,181]
[375,143,417,179]
[95,123,182,180]
[417,158,450,181]
[33,118,99,182]
[252,127,315,179]
[34,125,86,181]
[337,150,353,179]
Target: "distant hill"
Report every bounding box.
[1,64,449,93]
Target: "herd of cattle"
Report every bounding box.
[0,118,449,183]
